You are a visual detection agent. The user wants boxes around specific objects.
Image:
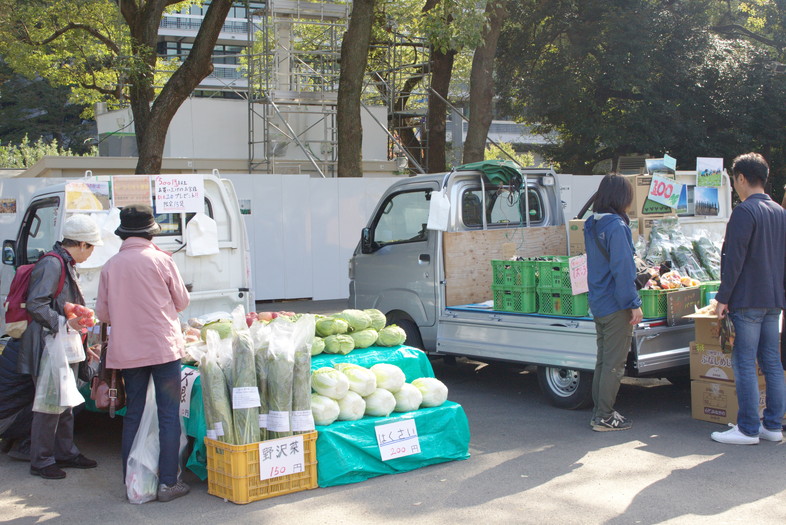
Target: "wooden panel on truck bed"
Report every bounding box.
[443,226,567,307]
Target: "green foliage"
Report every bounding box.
[0,135,97,169]
[484,142,534,168]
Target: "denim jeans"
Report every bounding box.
[122,359,182,486]
[730,308,786,436]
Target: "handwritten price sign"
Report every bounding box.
[569,254,589,295]
[258,435,305,481]
[179,367,200,418]
[647,174,683,209]
[375,418,421,461]
[154,174,204,213]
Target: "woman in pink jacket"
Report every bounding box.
[95,204,190,502]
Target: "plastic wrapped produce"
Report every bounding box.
[266,320,295,439]
[202,331,236,444]
[253,322,271,441]
[692,235,722,280]
[231,330,260,445]
[291,314,316,434]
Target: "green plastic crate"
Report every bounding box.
[534,256,572,289]
[536,286,589,317]
[492,285,537,313]
[491,260,537,287]
[699,281,721,307]
[638,288,668,318]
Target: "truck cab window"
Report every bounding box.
[21,197,60,264]
[373,190,430,245]
[461,187,544,227]
[153,198,213,236]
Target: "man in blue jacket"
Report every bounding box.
[712,152,786,445]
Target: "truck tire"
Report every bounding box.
[537,366,593,410]
[394,318,425,351]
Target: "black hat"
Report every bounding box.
[115,204,162,236]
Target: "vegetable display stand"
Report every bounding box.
[205,431,318,504]
[315,401,470,488]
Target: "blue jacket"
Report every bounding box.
[584,213,642,318]
[715,193,786,309]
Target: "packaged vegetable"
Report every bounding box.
[231,330,261,445]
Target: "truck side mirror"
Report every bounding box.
[2,240,16,266]
[361,227,374,254]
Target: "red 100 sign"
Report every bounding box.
[650,180,675,199]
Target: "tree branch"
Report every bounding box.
[711,24,780,49]
[17,21,120,54]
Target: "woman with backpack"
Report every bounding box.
[17,214,103,479]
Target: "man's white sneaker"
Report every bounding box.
[711,424,759,445]
[759,424,783,442]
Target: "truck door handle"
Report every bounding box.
[418,254,430,263]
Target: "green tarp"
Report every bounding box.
[315,401,470,487]
[456,159,522,186]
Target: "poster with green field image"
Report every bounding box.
[696,157,723,187]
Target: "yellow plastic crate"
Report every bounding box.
[206,431,318,504]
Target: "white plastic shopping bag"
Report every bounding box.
[426,189,451,231]
[126,379,159,504]
[33,319,84,414]
[185,212,219,256]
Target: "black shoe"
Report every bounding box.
[7,438,30,461]
[56,454,97,469]
[30,464,67,479]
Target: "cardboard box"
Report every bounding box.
[625,174,678,218]
[568,219,585,255]
[689,342,766,386]
[689,314,721,346]
[690,379,765,426]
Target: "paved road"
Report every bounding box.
[2,301,786,524]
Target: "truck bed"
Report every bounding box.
[437,304,693,375]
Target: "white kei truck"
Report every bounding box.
[348,166,731,408]
[0,172,253,336]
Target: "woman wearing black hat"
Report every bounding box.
[95,204,191,502]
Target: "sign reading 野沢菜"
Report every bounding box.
[258,435,306,481]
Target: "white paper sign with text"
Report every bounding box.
[258,435,306,481]
[179,368,200,418]
[375,418,421,461]
[647,175,683,209]
[569,254,589,295]
[154,174,204,213]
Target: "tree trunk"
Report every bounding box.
[463,0,507,164]
[337,0,375,178]
[426,48,455,173]
[120,0,233,174]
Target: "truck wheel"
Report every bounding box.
[537,366,593,410]
[394,318,424,351]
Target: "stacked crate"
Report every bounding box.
[491,259,537,313]
[534,256,589,317]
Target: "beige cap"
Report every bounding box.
[62,214,104,246]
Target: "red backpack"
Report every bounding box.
[3,252,66,338]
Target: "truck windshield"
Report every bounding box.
[153,198,213,236]
[461,187,544,228]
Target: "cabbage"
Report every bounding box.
[311,367,349,400]
[337,391,366,421]
[349,328,378,349]
[377,324,407,347]
[364,309,386,331]
[393,383,423,412]
[201,320,233,341]
[323,334,355,355]
[311,336,325,356]
[370,363,405,393]
[311,394,340,426]
[363,388,396,417]
[412,377,448,407]
[315,317,349,337]
[333,309,372,332]
[336,363,377,397]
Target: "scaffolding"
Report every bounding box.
[246,0,349,176]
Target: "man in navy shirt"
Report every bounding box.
[712,152,786,445]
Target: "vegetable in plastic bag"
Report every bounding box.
[311,367,349,400]
[349,328,378,349]
[266,320,296,438]
[364,308,386,331]
[202,331,236,444]
[232,330,261,445]
[315,317,349,337]
[370,363,405,393]
[337,391,366,421]
[333,309,372,332]
[692,235,721,280]
[311,393,340,426]
[335,363,377,396]
[363,388,396,417]
[393,383,423,412]
[291,314,316,434]
[253,323,271,441]
[412,377,449,407]
[323,334,355,355]
[201,320,233,341]
[377,324,407,347]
